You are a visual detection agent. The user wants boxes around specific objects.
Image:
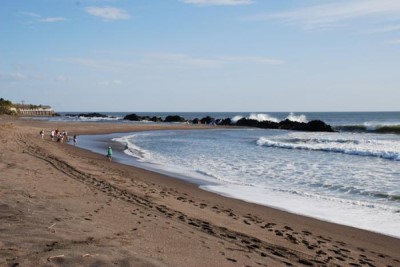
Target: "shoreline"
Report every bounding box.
[77,129,400,240]
[1,116,399,266]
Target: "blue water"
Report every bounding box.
[37,111,400,129]
[60,112,400,238]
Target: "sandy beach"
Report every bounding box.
[0,116,399,267]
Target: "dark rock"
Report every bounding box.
[232,117,333,132]
[278,119,334,132]
[72,111,334,132]
[258,120,279,129]
[123,114,163,122]
[306,120,334,132]
[69,112,110,118]
[200,116,214,124]
[217,118,232,125]
[123,113,141,121]
[150,116,162,122]
[236,118,259,127]
[164,115,185,122]
[141,116,151,121]
[278,119,304,130]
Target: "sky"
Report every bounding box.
[1,0,399,112]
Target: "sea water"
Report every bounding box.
[72,112,400,238]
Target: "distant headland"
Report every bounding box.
[0,98,57,117]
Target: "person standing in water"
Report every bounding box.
[107,146,113,162]
[73,135,77,145]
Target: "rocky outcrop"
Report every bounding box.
[67,112,111,118]
[123,113,142,121]
[233,118,333,132]
[122,113,334,132]
[164,115,186,123]
[123,114,183,123]
[123,114,163,122]
[201,116,214,124]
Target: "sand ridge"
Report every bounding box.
[1,117,399,266]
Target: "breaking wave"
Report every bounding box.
[231,112,308,124]
[231,113,279,123]
[257,135,400,161]
[335,122,400,134]
[248,113,280,122]
[112,134,151,161]
[285,112,308,123]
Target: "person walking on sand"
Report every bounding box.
[107,146,113,162]
[50,130,55,141]
[40,129,44,139]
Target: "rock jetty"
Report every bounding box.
[122,113,334,132]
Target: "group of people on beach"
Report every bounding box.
[39,129,113,162]
[39,129,77,145]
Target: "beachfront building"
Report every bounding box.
[16,105,56,117]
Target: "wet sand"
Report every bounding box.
[1,115,399,266]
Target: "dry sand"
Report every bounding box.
[0,116,399,267]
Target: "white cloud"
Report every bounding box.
[18,12,66,24]
[0,72,43,82]
[0,72,72,83]
[85,6,131,21]
[52,53,283,73]
[149,53,225,68]
[149,53,284,67]
[0,72,28,81]
[51,57,134,72]
[19,11,41,18]
[40,17,67,23]
[245,0,400,30]
[181,0,253,6]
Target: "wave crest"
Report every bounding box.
[231,113,280,123]
[257,135,400,161]
[112,135,151,161]
[335,123,400,134]
[285,112,308,123]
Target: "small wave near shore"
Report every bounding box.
[257,133,400,161]
[334,122,400,134]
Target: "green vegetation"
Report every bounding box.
[0,98,54,116]
[15,104,42,109]
[0,98,14,115]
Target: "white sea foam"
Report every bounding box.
[257,133,400,161]
[201,184,400,238]
[231,115,244,123]
[363,121,400,131]
[285,112,308,123]
[62,116,122,122]
[231,113,279,123]
[249,113,279,122]
[112,134,151,161]
[231,113,307,123]
[95,128,400,239]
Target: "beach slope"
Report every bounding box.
[0,116,399,266]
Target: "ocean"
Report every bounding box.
[41,112,400,238]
